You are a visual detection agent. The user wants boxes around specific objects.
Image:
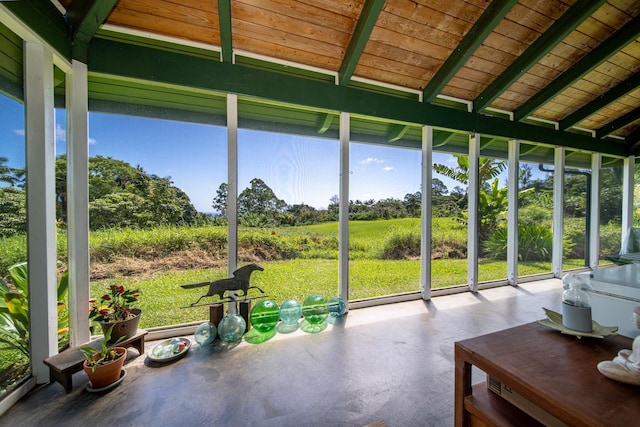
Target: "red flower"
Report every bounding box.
[102,294,111,301]
[117,286,125,294]
[99,309,110,317]
[88,298,97,303]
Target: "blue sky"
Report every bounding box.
[2,95,472,212]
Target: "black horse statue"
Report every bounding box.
[181,263,264,306]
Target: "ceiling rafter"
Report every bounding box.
[67,0,119,62]
[2,0,71,59]
[338,0,384,86]
[559,71,640,131]
[218,0,232,63]
[519,144,539,156]
[387,124,409,142]
[422,0,518,103]
[514,14,640,122]
[596,106,640,139]
[627,127,640,152]
[433,131,455,147]
[474,0,606,113]
[317,113,333,134]
[480,137,499,150]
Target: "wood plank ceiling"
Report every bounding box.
[50,0,640,150]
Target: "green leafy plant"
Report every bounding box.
[80,325,125,371]
[89,284,140,323]
[483,224,553,262]
[0,262,69,357]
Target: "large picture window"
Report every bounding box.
[237,128,340,304]
[0,94,29,397]
[86,112,228,329]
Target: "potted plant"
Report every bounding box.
[89,285,141,341]
[81,326,126,389]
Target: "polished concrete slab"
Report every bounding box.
[0,280,564,427]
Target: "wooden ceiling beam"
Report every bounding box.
[422,0,518,103]
[514,14,640,122]
[87,37,630,157]
[559,71,640,131]
[474,0,606,113]
[218,0,232,63]
[2,0,71,60]
[338,0,384,86]
[433,132,455,148]
[519,144,539,157]
[627,127,640,153]
[68,0,119,62]
[387,124,409,142]
[317,113,333,134]
[596,106,640,139]
[480,137,499,150]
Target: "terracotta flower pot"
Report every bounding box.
[100,308,142,342]
[83,347,126,389]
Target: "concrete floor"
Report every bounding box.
[0,280,563,427]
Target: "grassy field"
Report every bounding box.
[0,217,591,390]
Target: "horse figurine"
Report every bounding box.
[181,263,264,306]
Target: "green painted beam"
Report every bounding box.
[338,0,384,86]
[317,113,333,134]
[387,124,409,142]
[596,106,640,139]
[0,74,22,101]
[90,99,226,127]
[218,0,232,63]
[433,131,456,148]
[422,0,518,103]
[519,144,539,157]
[87,37,629,157]
[474,0,605,113]
[480,137,499,150]
[627,127,640,153]
[67,0,119,62]
[514,14,640,122]
[559,71,640,131]
[2,0,71,60]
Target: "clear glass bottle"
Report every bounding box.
[562,278,592,332]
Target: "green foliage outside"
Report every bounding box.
[0,262,69,394]
[1,154,637,398]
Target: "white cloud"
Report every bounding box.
[55,123,66,143]
[383,166,394,172]
[12,126,96,144]
[359,157,384,165]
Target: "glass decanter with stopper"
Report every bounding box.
[561,276,592,332]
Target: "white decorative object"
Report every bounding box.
[561,274,592,332]
[539,308,617,339]
[597,306,640,386]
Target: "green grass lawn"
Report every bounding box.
[1,216,589,388]
[91,257,586,329]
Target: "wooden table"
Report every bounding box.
[454,322,640,426]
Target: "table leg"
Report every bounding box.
[454,344,473,427]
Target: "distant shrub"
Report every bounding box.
[599,223,623,256]
[379,227,421,260]
[518,205,551,227]
[431,237,467,259]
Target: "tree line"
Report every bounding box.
[0,154,628,238]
